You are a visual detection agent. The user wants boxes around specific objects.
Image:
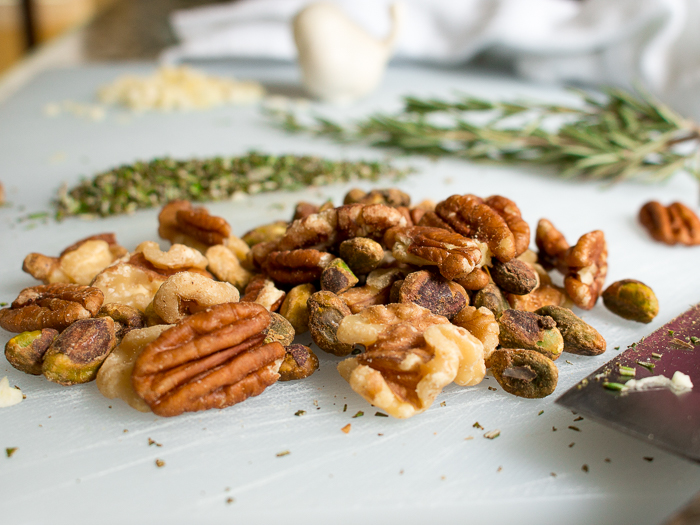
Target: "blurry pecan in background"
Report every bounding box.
[639,201,700,246]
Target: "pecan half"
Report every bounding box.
[240,275,285,312]
[639,201,700,246]
[343,188,411,207]
[563,230,607,310]
[263,249,334,285]
[0,283,103,333]
[158,200,231,251]
[132,302,285,417]
[385,226,482,280]
[336,203,407,242]
[535,219,569,271]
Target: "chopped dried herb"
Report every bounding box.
[603,382,626,391]
[582,464,589,473]
[538,410,544,416]
[294,410,306,416]
[651,352,663,359]
[569,426,581,432]
[352,411,364,418]
[644,456,654,462]
[375,412,388,417]
[342,404,347,412]
[5,447,17,458]
[155,459,165,467]
[637,360,655,372]
[473,421,484,430]
[574,416,584,422]
[668,330,675,336]
[341,424,351,434]
[276,450,290,457]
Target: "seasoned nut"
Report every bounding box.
[153,272,240,324]
[132,302,285,417]
[277,208,338,251]
[484,196,530,257]
[308,291,353,356]
[22,253,67,284]
[91,261,167,313]
[602,279,659,323]
[473,283,509,318]
[562,230,607,310]
[264,249,334,285]
[4,329,58,375]
[97,303,145,340]
[42,317,117,385]
[206,244,253,290]
[135,241,208,271]
[241,220,289,246]
[60,233,128,259]
[321,259,359,294]
[454,267,490,291]
[335,203,408,243]
[343,188,411,207]
[490,349,558,398]
[386,226,482,280]
[535,219,569,270]
[639,201,700,246]
[535,305,606,355]
[339,237,385,274]
[224,234,252,265]
[0,283,103,333]
[96,325,171,412]
[292,201,321,221]
[336,304,481,418]
[398,270,467,319]
[240,275,285,312]
[279,283,316,334]
[340,268,403,313]
[249,240,279,270]
[489,258,538,295]
[507,283,569,312]
[158,200,231,251]
[497,310,563,361]
[451,306,499,365]
[264,312,295,347]
[279,344,319,381]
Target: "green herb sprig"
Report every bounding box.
[55,152,410,219]
[273,87,700,185]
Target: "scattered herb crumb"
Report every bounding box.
[497,466,503,472]
[123,429,128,433]
[574,416,584,422]
[148,438,162,447]
[568,442,575,448]
[155,459,165,468]
[0,302,6,307]
[550,472,557,477]
[603,382,625,391]
[644,456,654,462]
[671,338,694,349]
[226,497,235,504]
[668,330,675,336]
[614,346,620,350]
[605,458,611,463]
[5,447,17,458]
[465,436,474,441]
[552,427,558,432]
[341,424,351,434]
[691,336,700,344]
[651,353,663,359]
[484,429,501,440]
[276,450,290,457]
[352,411,364,418]
[399,469,404,475]
[473,421,484,430]
[488,386,497,391]
[569,426,581,432]
[343,404,347,412]
[378,433,383,436]
[538,410,544,416]
[582,464,589,473]
[375,412,388,417]
[294,410,306,416]
[440,401,446,407]
[566,360,573,365]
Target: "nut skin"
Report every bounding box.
[242,220,289,247]
[264,312,296,347]
[0,283,104,333]
[279,283,316,334]
[320,259,359,294]
[639,201,700,246]
[535,305,606,356]
[398,271,467,319]
[473,283,509,319]
[97,303,145,340]
[339,237,385,275]
[4,329,58,375]
[132,302,285,417]
[42,317,117,385]
[308,291,353,356]
[490,349,559,398]
[602,279,659,324]
[489,259,538,295]
[497,309,563,361]
[278,344,319,381]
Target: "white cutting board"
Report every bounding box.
[1,63,699,525]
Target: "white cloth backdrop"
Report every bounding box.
[164,0,700,117]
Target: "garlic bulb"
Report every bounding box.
[293,2,404,103]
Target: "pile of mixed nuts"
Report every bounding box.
[1,189,659,418]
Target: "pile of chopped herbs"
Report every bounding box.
[55,152,409,219]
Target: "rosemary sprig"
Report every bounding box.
[272,87,700,185]
[55,152,409,219]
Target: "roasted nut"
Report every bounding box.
[398,270,467,319]
[308,291,353,356]
[385,226,483,280]
[277,208,338,251]
[490,349,559,398]
[498,310,563,361]
[240,275,286,312]
[279,283,315,334]
[92,261,168,312]
[535,305,606,355]
[0,283,103,333]
[562,230,608,310]
[343,188,411,207]
[473,283,509,318]
[506,283,568,312]
[336,304,479,418]
[320,258,359,294]
[336,203,408,242]
[339,237,385,274]
[132,302,285,417]
[153,272,240,324]
[454,267,490,291]
[143,303,166,327]
[42,317,117,385]
[158,200,231,251]
[489,258,538,295]
[241,220,289,246]
[135,241,208,271]
[60,233,128,259]
[224,234,252,265]
[451,306,499,365]
[292,201,321,221]
[602,279,659,323]
[248,240,279,270]
[4,329,58,375]
[340,268,403,313]
[279,344,319,381]
[96,324,171,412]
[206,244,253,290]
[264,312,295,347]
[264,249,334,285]
[97,303,145,340]
[535,219,569,271]
[639,201,700,246]
[22,253,67,284]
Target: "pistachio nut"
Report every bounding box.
[497,309,563,361]
[320,258,359,294]
[264,312,296,347]
[308,291,353,356]
[602,279,659,323]
[241,220,288,247]
[490,348,559,398]
[473,283,510,319]
[279,344,319,381]
[489,258,538,295]
[535,305,606,356]
[338,237,385,274]
[279,283,316,334]
[5,328,58,375]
